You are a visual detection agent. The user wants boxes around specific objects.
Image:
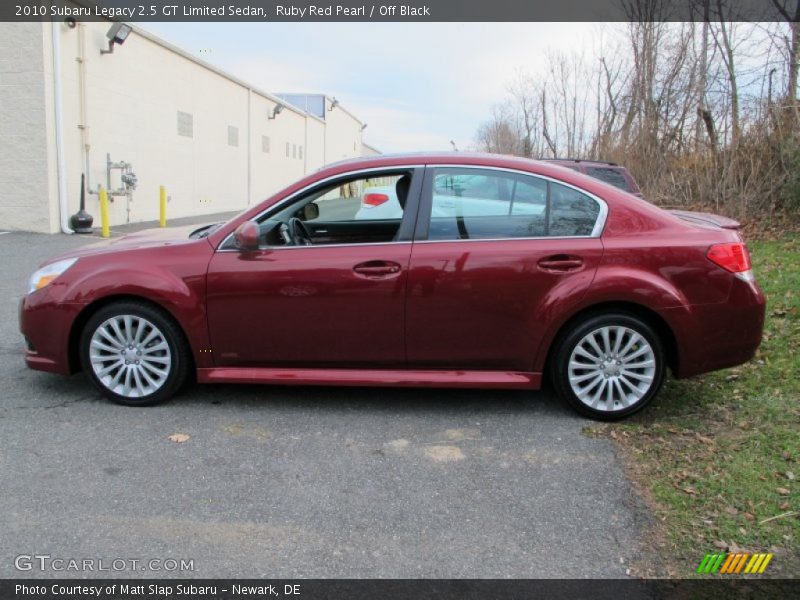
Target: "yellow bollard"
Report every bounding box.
[99,186,110,238]
[159,186,167,227]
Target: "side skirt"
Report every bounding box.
[196,367,542,390]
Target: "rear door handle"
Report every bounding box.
[538,255,583,272]
[353,261,402,278]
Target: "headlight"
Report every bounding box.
[27,258,78,295]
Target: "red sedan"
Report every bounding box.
[20,153,765,419]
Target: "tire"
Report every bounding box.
[79,300,190,406]
[551,312,665,421]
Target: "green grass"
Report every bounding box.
[588,237,799,576]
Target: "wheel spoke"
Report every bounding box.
[618,332,642,359]
[143,342,168,355]
[623,359,655,369]
[612,327,624,355]
[574,345,600,361]
[91,339,119,354]
[587,334,605,359]
[600,327,612,355]
[621,370,654,383]
[98,327,124,349]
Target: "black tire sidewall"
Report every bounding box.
[552,313,665,421]
[79,301,188,406]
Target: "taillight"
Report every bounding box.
[707,242,754,281]
[362,193,389,207]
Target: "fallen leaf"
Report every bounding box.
[743,512,755,522]
[777,487,791,496]
[695,433,715,445]
[713,540,728,551]
[168,433,190,443]
[779,502,790,510]
[725,506,739,516]
[682,486,698,496]
[787,471,795,481]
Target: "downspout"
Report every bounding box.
[246,87,252,205]
[77,22,92,195]
[51,22,72,234]
[303,112,308,174]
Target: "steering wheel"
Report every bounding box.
[283,217,313,246]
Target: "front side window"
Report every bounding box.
[426,168,600,240]
[242,170,414,248]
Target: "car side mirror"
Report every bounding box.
[233,221,259,252]
[301,202,319,221]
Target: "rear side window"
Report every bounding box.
[549,182,601,236]
[585,166,630,192]
[426,168,601,240]
[428,169,547,240]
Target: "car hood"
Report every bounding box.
[668,210,741,230]
[52,224,211,262]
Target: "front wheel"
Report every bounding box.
[551,313,665,420]
[79,301,190,406]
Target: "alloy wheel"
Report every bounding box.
[89,315,172,398]
[567,325,657,412]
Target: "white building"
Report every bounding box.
[0,20,376,233]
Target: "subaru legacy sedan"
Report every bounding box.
[20,153,765,420]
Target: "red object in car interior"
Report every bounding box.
[363,193,389,206]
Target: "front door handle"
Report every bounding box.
[353,260,402,278]
[538,255,583,272]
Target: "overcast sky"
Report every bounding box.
[140,22,602,153]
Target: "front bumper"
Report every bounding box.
[19,289,83,376]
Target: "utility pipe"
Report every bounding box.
[52,21,72,234]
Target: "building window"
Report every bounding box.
[292,143,297,159]
[228,125,239,147]
[299,146,303,160]
[286,142,290,157]
[262,135,270,153]
[177,111,193,138]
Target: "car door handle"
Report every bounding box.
[353,261,402,278]
[538,255,584,272]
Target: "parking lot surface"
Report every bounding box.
[0,221,652,578]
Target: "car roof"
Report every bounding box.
[320,152,590,178]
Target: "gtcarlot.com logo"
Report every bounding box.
[14,554,195,572]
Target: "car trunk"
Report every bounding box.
[668,210,741,230]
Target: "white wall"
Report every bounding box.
[0,20,369,232]
[0,23,55,232]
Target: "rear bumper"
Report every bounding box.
[669,277,766,379]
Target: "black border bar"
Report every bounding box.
[2,0,795,22]
[3,579,799,600]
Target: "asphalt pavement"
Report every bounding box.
[0,218,653,578]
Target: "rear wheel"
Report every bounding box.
[551,313,665,420]
[79,301,190,406]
